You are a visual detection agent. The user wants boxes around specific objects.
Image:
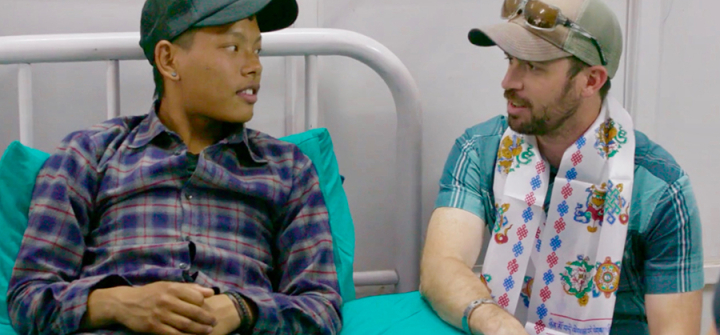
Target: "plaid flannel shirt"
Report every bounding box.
[8,107,342,335]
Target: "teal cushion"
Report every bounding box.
[0,323,16,335]
[340,291,463,335]
[280,128,356,302]
[0,141,51,329]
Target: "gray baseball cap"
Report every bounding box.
[140,0,298,65]
[468,0,623,78]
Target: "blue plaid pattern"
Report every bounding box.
[7,108,341,335]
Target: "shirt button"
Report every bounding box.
[179,263,188,270]
[185,193,193,200]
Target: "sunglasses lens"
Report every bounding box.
[501,0,523,19]
[524,0,559,29]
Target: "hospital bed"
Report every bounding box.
[0,29,463,334]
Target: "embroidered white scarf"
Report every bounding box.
[482,97,635,335]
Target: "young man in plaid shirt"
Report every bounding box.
[8,1,342,334]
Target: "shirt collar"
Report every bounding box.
[128,102,267,164]
[218,126,268,164]
[127,103,167,149]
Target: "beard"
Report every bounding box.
[505,79,582,136]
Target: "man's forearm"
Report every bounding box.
[8,276,124,335]
[420,255,510,334]
[647,291,702,335]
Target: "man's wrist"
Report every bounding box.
[462,299,491,334]
[83,287,126,329]
[224,292,256,332]
[239,296,257,328]
[208,294,241,334]
[469,302,505,334]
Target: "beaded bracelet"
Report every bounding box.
[225,292,253,333]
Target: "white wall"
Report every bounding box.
[1,0,719,331]
[631,0,720,333]
[655,0,720,270]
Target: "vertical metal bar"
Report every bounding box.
[107,60,120,119]
[18,64,33,147]
[623,0,640,118]
[304,55,318,130]
[285,57,296,136]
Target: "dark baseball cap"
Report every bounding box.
[139,0,298,65]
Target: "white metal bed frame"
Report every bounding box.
[0,28,423,294]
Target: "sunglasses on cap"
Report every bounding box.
[501,0,608,66]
